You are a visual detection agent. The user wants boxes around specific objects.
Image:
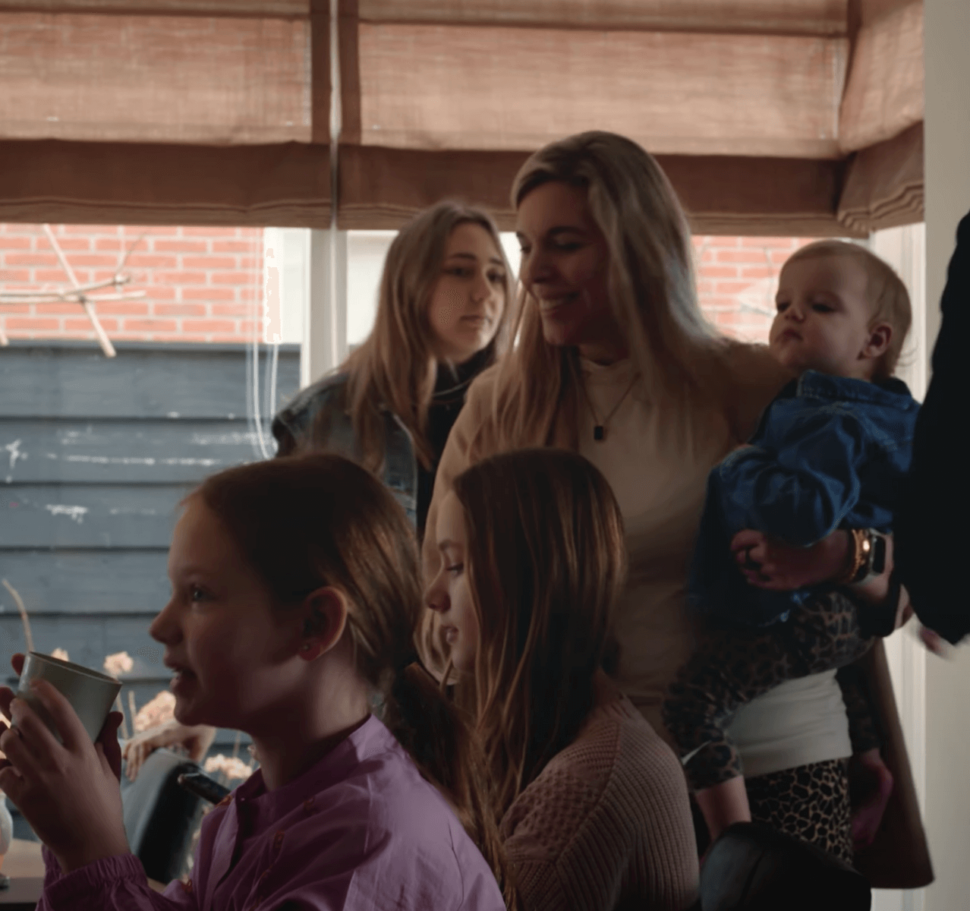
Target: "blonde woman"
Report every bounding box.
[123,201,513,780]
[273,200,514,537]
[425,448,698,910]
[422,131,902,860]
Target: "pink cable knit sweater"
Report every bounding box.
[500,684,699,911]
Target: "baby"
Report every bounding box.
[663,240,919,851]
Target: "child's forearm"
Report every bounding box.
[695,777,752,847]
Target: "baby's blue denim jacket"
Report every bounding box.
[271,373,418,526]
[690,369,919,626]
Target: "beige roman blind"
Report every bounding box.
[338,0,923,235]
[836,0,924,232]
[0,1,331,226]
[0,0,924,234]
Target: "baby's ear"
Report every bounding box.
[863,322,893,359]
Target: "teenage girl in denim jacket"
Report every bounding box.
[272,201,513,538]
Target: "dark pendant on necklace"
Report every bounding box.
[594,425,605,442]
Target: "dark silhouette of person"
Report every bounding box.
[895,209,970,644]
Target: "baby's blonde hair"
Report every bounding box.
[783,240,911,380]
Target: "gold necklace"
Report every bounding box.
[580,372,640,442]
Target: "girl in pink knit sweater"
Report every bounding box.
[426,448,700,911]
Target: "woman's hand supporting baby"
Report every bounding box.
[0,653,131,873]
[733,530,918,635]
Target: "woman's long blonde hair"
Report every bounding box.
[481,131,726,454]
[451,449,627,819]
[339,201,514,473]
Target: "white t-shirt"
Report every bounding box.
[729,672,851,776]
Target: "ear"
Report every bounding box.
[297,586,349,660]
[861,322,893,361]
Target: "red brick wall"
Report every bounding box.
[1,224,817,346]
[692,235,816,344]
[0,224,262,343]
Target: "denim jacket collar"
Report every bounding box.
[789,369,915,412]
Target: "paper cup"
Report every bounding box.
[15,652,122,744]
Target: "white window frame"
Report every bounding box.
[866,223,928,911]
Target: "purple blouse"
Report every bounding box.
[38,715,505,910]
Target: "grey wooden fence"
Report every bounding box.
[0,340,299,837]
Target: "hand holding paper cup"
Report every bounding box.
[15,652,122,744]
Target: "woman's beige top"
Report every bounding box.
[576,355,724,731]
[501,677,699,911]
[422,343,851,776]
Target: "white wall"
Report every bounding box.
[865,224,928,911]
[922,1,970,907]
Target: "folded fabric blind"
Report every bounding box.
[338,0,923,235]
[836,0,924,233]
[0,1,331,226]
[0,0,923,234]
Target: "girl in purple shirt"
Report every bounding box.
[0,454,509,911]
